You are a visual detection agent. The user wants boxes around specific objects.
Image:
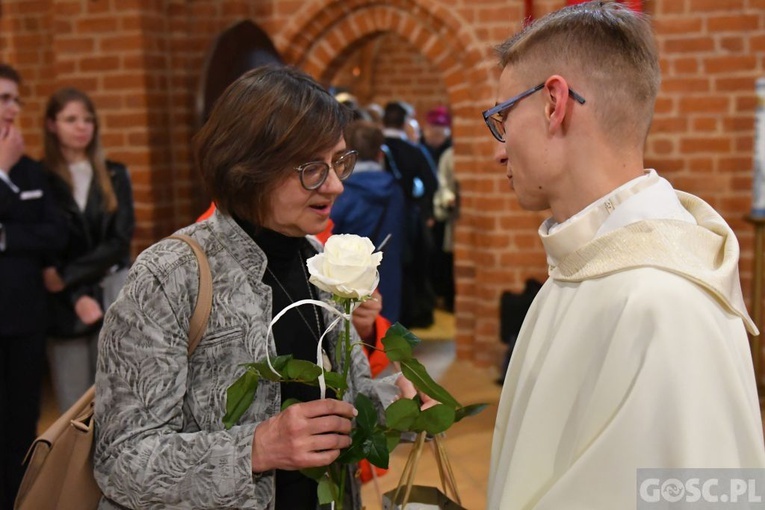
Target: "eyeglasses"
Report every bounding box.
[294,149,358,190]
[0,93,23,108]
[482,83,586,142]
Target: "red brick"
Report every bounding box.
[76,16,119,33]
[664,37,714,53]
[678,96,730,114]
[654,18,702,35]
[672,57,700,74]
[661,78,710,93]
[100,34,145,52]
[704,55,758,74]
[680,137,732,153]
[79,56,121,73]
[688,0,745,11]
[55,37,96,53]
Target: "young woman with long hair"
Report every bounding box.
[41,87,134,412]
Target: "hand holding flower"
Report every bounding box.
[351,289,382,342]
[395,374,439,410]
[225,234,486,509]
[251,399,357,473]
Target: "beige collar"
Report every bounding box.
[548,192,758,335]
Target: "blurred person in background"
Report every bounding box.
[331,119,405,325]
[41,87,134,412]
[422,105,452,166]
[432,146,457,312]
[0,62,66,510]
[381,101,437,328]
[424,106,456,312]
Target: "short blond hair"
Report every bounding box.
[496,0,660,145]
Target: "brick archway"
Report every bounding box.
[273,0,510,364]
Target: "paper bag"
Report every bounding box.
[381,433,467,510]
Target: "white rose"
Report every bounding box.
[306,234,383,299]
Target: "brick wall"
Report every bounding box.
[332,32,449,125]
[2,0,763,369]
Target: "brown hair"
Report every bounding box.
[345,120,384,162]
[0,63,21,84]
[43,87,117,213]
[496,0,660,145]
[193,65,352,225]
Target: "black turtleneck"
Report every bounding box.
[234,217,327,509]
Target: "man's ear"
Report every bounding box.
[544,75,571,134]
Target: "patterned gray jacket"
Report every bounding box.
[94,212,381,509]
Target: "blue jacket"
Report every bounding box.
[331,162,405,323]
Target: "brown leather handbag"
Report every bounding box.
[14,234,212,510]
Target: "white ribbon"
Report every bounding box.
[265,298,357,399]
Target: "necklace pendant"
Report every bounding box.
[322,349,333,372]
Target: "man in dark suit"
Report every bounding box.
[0,63,66,509]
[381,101,437,328]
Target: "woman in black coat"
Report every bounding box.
[41,87,134,412]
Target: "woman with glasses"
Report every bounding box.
[93,65,399,509]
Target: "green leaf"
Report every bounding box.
[336,427,367,465]
[317,476,339,505]
[354,393,378,433]
[386,430,402,452]
[455,403,489,422]
[323,371,348,391]
[385,398,420,431]
[300,466,327,481]
[381,334,413,362]
[364,432,390,469]
[413,404,455,435]
[399,358,461,409]
[247,355,292,381]
[387,322,421,349]
[281,398,302,411]
[272,355,292,371]
[284,359,322,381]
[223,369,259,429]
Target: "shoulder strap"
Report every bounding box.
[167,234,212,356]
[380,144,402,181]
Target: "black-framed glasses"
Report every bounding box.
[0,93,23,108]
[482,83,586,142]
[294,149,358,190]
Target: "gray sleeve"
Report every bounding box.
[94,254,268,509]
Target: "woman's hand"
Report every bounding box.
[251,399,357,473]
[352,290,382,342]
[395,374,438,410]
[74,295,103,325]
[42,267,66,293]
